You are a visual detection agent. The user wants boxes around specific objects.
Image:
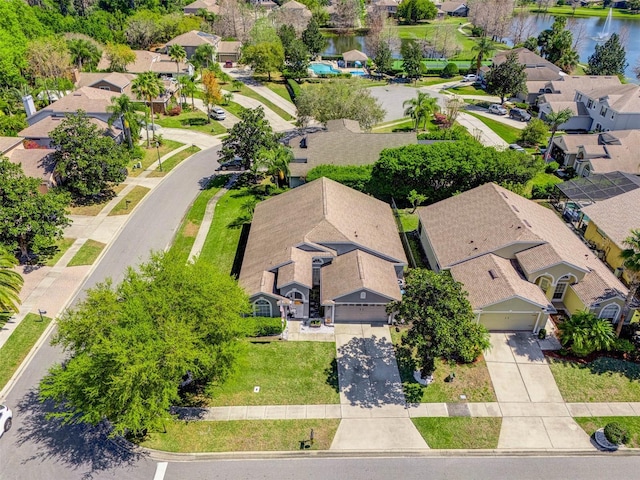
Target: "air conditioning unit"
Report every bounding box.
[614,267,624,278]
[596,250,605,260]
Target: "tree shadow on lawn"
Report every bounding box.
[16,389,145,479]
[586,357,640,381]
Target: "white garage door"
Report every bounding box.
[334,304,388,323]
[479,312,539,331]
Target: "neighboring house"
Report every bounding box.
[183,0,219,14]
[18,87,124,147]
[537,77,640,133]
[581,188,640,285]
[288,119,417,187]
[436,1,469,16]
[97,50,193,78]
[165,30,221,60]
[251,0,278,10]
[218,41,242,64]
[274,0,313,32]
[416,182,630,332]
[7,148,59,193]
[239,177,407,323]
[481,48,564,104]
[368,0,399,15]
[0,136,23,157]
[550,130,640,176]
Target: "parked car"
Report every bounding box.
[509,108,531,122]
[209,107,226,121]
[224,61,233,68]
[508,143,526,153]
[488,104,507,115]
[462,74,477,83]
[216,157,244,171]
[0,405,12,438]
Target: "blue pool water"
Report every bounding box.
[309,62,341,75]
[350,70,366,76]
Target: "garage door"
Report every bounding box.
[479,312,540,331]
[334,304,388,323]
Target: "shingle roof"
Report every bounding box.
[449,254,551,309]
[27,87,115,118]
[280,0,311,10]
[166,30,220,48]
[553,133,601,154]
[342,49,368,62]
[438,1,467,12]
[0,136,23,154]
[8,148,56,181]
[582,83,640,113]
[97,50,190,74]
[581,189,640,249]
[493,48,562,72]
[320,249,402,303]
[19,116,121,140]
[545,100,589,116]
[515,243,566,275]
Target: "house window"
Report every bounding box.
[537,277,551,295]
[599,304,620,322]
[611,112,615,120]
[253,299,272,317]
[99,86,111,91]
[600,106,608,117]
[587,99,594,109]
[360,292,366,299]
[576,94,582,101]
[552,282,567,300]
[594,123,602,132]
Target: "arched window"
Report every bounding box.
[535,276,552,295]
[253,298,272,317]
[599,304,620,322]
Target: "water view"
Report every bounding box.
[322,13,640,80]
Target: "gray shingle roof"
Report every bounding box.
[581,189,640,249]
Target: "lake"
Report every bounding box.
[322,13,640,80]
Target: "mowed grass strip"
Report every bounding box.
[412,417,501,449]
[108,186,150,216]
[148,145,201,177]
[548,357,640,403]
[208,340,339,406]
[68,184,127,216]
[391,327,497,403]
[231,83,295,121]
[0,313,52,390]
[130,139,184,177]
[463,111,522,144]
[140,419,340,452]
[44,237,76,266]
[67,239,106,267]
[575,417,640,448]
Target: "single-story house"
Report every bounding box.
[342,49,368,68]
[288,119,417,187]
[417,182,630,331]
[239,177,407,323]
[218,41,242,64]
[165,30,221,60]
[96,50,193,78]
[436,1,469,16]
[368,0,399,15]
[183,0,219,15]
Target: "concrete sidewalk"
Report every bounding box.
[226,67,298,118]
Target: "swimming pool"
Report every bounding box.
[309,62,341,75]
[350,70,366,76]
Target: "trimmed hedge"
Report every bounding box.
[306,164,372,192]
[417,126,472,141]
[286,78,302,102]
[244,316,284,337]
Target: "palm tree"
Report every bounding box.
[543,107,573,162]
[107,94,137,149]
[0,247,23,313]
[557,49,580,74]
[403,92,438,131]
[168,44,187,75]
[67,38,101,71]
[256,145,292,188]
[558,311,615,357]
[472,37,494,74]
[178,75,196,109]
[132,72,164,147]
[193,44,215,73]
[616,229,640,337]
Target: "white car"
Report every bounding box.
[462,74,477,82]
[0,405,12,438]
[488,104,507,115]
[210,107,226,121]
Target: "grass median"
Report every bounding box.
[463,110,522,144]
[0,313,52,390]
[148,145,201,177]
[108,186,150,216]
[68,184,127,216]
[67,239,106,267]
[130,140,184,177]
[44,237,76,266]
[575,417,640,448]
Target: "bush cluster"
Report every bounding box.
[604,422,628,445]
[244,316,284,337]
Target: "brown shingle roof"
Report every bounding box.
[27,87,115,118]
[342,49,368,62]
[19,116,121,140]
[166,30,220,48]
[8,148,56,182]
[515,243,566,275]
[553,133,601,154]
[581,189,640,249]
[0,136,23,154]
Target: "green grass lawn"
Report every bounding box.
[391,326,497,403]
[372,118,415,133]
[0,313,52,390]
[412,417,501,449]
[463,111,522,144]
[575,417,640,448]
[155,112,225,136]
[44,237,76,267]
[108,186,150,216]
[528,5,640,18]
[67,239,105,267]
[207,340,339,406]
[129,140,184,177]
[446,85,492,96]
[261,79,295,103]
[548,357,640,403]
[523,172,562,198]
[68,184,127,216]
[140,419,340,452]
[393,19,477,57]
[148,146,201,177]
[413,76,463,87]
[170,176,227,263]
[228,83,295,121]
[398,209,418,232]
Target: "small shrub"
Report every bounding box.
[433,112,449,125]
[417,125,471,140]
[614,338,636,355]
[187,117,207,126]
[441,62,459,78]
[545,161,559,173]
[604,422,628,445]
[470,26,484,36]
[244,316,284,337]
[514,102,528,110]
[167,105,182,116]
[538,328,547,339]
[531,182,558,200]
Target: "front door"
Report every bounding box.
[286,291,305,319]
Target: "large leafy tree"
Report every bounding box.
[50,110,129,199]
[132,71,164,147]
[295,79,385,130]
[201,69,222,122]
[586,33,628,77]
[485,51,527,104]
[402,91,438,131]
[0,246,23,313]
[105,43,136,73]
[558,311,616,357]
[543,108,573,162]
[617,229,640,337]
[40,252,249,438]
[397,0,437,24]
[301,16,327,58]
[0,159,70,261]
[168,44,187,74]
[390,269,490,377]
[219,106,280,168]
[284,40,310,82]
[241,42,284,81]
[400,41,423,84]
[537,17,578,71]
[373,41,393,75]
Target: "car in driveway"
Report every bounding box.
[509,143,526,153]
[216,157,244,171]
[509,108,531,122]
[462,74,477,83]
[488,104,507,115]
[209,107,226,121]
[0,405,12,438]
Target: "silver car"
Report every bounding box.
[488,104,507,115]
[0,405,12,438]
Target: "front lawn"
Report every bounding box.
[227,83,295,121]
[412,417,501,449]
[68,184,127,215]
[67,239,105,267]
[463,111,522,144]
[575,417,640,448]
[130,139,184,177]
[44,237,76,266]
[140,419,340,452]
[155,112,226,136]
[261,79,294,103]
[207,340,339,406]
[398,209,418,232]
[548,357,640,403]
[108,186,150,216]
[148,145,201,177]
[446,85,492,96]
[391,327,496,403]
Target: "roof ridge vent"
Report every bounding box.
[511,205,520,212]
[356,251,365,280]
[523,219,532,228]
[488,269,499,279]
[322,179,328,216]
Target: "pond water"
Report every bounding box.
[322,13,640,80]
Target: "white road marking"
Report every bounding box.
[153,462,168,480]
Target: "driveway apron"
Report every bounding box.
[330,323,428,450]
